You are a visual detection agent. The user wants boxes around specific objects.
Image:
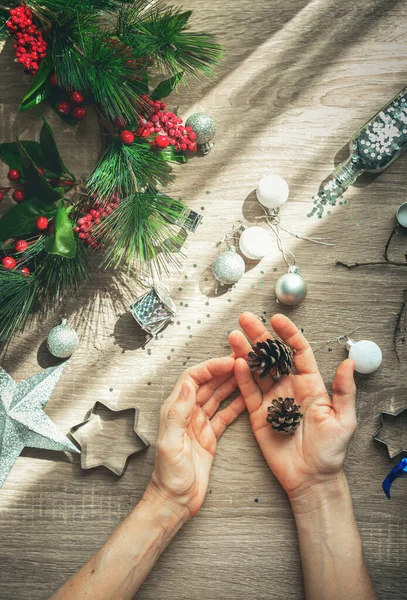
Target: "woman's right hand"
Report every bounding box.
[228,312,357,498]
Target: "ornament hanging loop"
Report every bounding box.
[217,220,245,248]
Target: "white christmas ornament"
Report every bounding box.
[239,226,273,260]
[256,174,289,209]
[346,339,382,374]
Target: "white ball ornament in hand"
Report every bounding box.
[256,174,289,209]
[239,226,273,260]
[346,339,382,374]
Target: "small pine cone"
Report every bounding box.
[267,397,303,435]
[247,338,294,380]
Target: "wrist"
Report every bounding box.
[141,481,191,528]
[288,470,350,515]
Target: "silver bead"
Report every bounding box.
[185,113,216,154]
[47,319,79,358]
[212,246,245,286]
[275,266,307,306]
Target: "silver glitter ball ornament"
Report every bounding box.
[185,112,216,154]
[47,319,79,358]
[275,266,307,306]
[212,246,245,286]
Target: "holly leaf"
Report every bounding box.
[19,57,53,112]
[151,71,184,100]
[39,113,73,178]
[160,146,188,164]
[45,203,76,258]
[0,141,47,171]
[0,196,57,241]
[17,139,61,203]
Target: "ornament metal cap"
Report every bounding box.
[396,202,407,228]
[345,338,355,351]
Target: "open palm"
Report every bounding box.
[150,357,245,517]
[229,313,357,494]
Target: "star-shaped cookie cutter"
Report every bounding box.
[374,407,407,459]
[70,401,150,476]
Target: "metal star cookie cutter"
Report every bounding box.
[374,407,407,459]
[70,401,150,476]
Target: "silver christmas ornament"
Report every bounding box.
[0,363,79,488]
[346,339,382,374]
[47,318,79,358]
[396,202,407,228]
[275,266,307,306]
[212,246,245,286]
[185,112,216,154]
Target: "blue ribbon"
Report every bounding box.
[382,458,407,499]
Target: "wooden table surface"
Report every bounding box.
[1,1,407,598]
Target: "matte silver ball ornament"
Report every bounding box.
[212,246,245,286]
[185,113,216,154]
[346,339,382,374]
[275,266,307,306]
[47,318,79,358]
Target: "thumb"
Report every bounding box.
[332,359,357,429]
[162,382,196,437]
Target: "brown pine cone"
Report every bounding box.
[267,397,303,434]
[247,338,294,380]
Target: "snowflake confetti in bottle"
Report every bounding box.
[309,86,407,218]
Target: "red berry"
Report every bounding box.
[21,267,30,276]
[155,135,170,149]
[141,128,151,138]
[36,216,49,231]
[12,189,25,202]
[188,131,197,141]
[185,125,192,133]
[1,256,16,270]
[120,130,135,145]
[73,226,80,233]
[180,142,187,151]
[8,169,21,181]
[79,232,86,239]
[189,141,197,152]
[14,239,28,253]
[70,91,84,105]
[37,166,44,176]
[114,116,127,128]
[0,193,3,202]
[57,101,71,116]
[73,107,86,121]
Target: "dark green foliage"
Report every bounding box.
[0,269,38,341]
[45,204,76,258]
[0,197,58,242]
[87,138,174,200]
[97,191,186,271]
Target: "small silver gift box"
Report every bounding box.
[130,284,178,340]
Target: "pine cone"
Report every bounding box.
[247,338,294,380]
[267,397,303,435]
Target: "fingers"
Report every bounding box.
[234,358,262,413]
[270,313,319,375]
[202,375,238,418]
[162,382,196,438]
[186,356,235,390]
[211,394,246,439]
[332,359,357,429]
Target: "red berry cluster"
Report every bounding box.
[7,5,47,75]
[50,75,87,121]
[73,197,120,248]
[127,95,197,152]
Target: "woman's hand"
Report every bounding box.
[145,356,245,520]
[228,312,357,497]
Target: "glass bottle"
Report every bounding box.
[309,86,407,218]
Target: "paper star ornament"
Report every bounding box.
[0,363,79,488]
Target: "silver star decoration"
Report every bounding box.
[0,363,79,488]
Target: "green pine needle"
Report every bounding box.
[0,269,39,342]
[96,190,186,272]
[87,138,174,200]
[118,3,223,78]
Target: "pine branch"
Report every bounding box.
[0,268,39,341]
[118,3,223,78]
[96,190,186,272]
[87,137,174,200]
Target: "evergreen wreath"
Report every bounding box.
[0,0,222,341]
